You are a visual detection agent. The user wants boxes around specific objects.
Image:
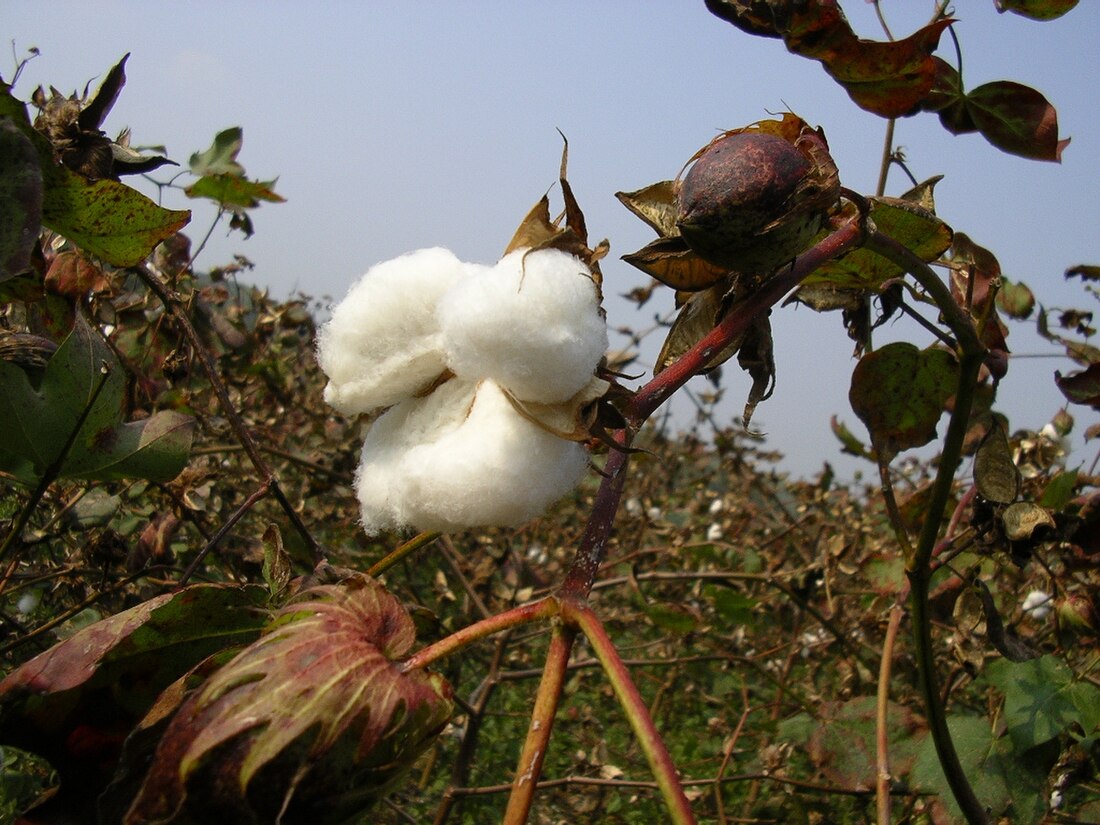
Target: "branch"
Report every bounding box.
[134,263,322,565]
[864,230,990,825]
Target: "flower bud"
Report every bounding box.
[1056,594,1097,635]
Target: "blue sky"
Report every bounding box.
[6,2,1099,480]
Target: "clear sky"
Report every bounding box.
[6,2,1099,481]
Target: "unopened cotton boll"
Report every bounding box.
[439,248,608,404]
[317,247,472,416]
[355,379,588,534]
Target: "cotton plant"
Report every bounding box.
[318,209,610,535]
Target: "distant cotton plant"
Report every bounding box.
[318,246,607,534]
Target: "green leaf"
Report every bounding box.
[804,697,926,789]
[41,166,190,267]
[0,118,43,281]
[0,314,194,483]
[189,127,246,177]
[126,574,453,824]
[185,174,285,209]
[704,585,757,624]
[849,342,959,460]
[642,600,700,634]
[800,196,953,295]
[911,715,1047,824]
[986,654,1100,750]
[1039,469,1078,510]
[997,279,1036,319]
[996,0,1079,21]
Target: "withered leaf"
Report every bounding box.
[615,180,681,237]
[975,421,1020,504]
[622,236,728,292]
[655,283,741,375]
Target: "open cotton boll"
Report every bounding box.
[439,248,608,404]
[317,247,473,416]
[393,380,588,533]
[355,378,478,534]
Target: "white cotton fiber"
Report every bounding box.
[396,380,589,531]
[439,248,608,404]
[354,378,477,534]
[317,247,473,416]
[355,379,588,534]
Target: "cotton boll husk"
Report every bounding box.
[439,248,608,404]
[396,380,589,532]
[318,247,473,416]
[355,378,478,534]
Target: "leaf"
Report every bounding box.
[704,585,757,624]
[125,574,453,824]
[805,697,926,790]
[830,415,872,459]
[1040,469,1078,510]
[77,53,128,132]
[44,249,112,297]
[704,0,953,117]
[188,127,246,177]
[799,196,952,294]
[1066,264,1100,282]
[621,236,728,291]
[965,81,1069,162]
[0,585,268,785]
[996,0,1079,21]
[911,715,1047,824]
[0,117,43,281]
[642,600,699,634]
[986,655,1100,750]
[975,421,1020,504]
[849,342,959,460]
[922,57,1069,162]
[184,174,284,209]
[997,279,1035,319]
[1055,363,1100,409]
[0,313,194,484]
[615,180,681,237]
[262,524,293,603]
[654,283,741,375]
[41,166,190,267]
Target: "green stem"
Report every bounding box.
[864,231,989,825]
[503,623,577,825]
[566,600,697,825]
[369,532,441,577]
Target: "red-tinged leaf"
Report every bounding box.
[849,342,959,461]
[124,574,453,825]
[820,19,954,118]
[1056,363,1100,409]
[705,1,952,118]
[43,249,111,297]
[922,57,978,134]
[996,0,1079,20]
[0,585,268,789]
[966,81,1070,162]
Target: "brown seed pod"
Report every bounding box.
[677,126,840,276]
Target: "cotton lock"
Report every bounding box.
[318,246,607,535]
